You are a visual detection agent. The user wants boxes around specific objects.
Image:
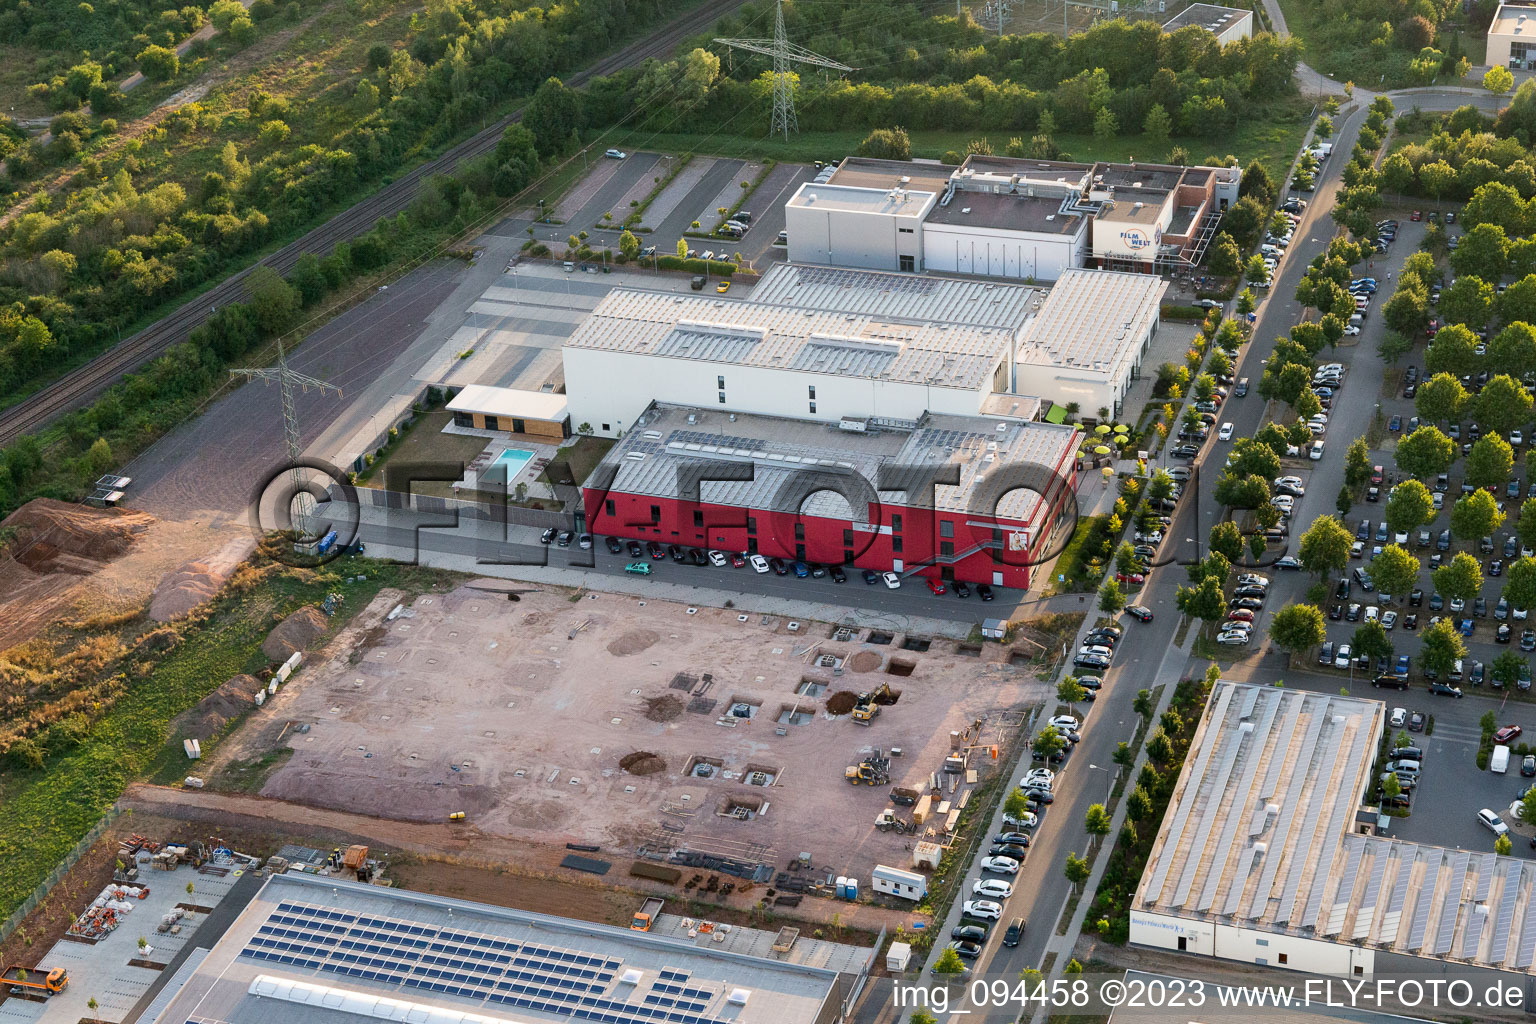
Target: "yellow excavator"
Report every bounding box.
[851,683,895,725]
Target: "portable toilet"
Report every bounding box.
[845,877,859,900]
[835,876,849,899]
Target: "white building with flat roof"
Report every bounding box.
[1014,269,1166,416]
[561,267,1033,437]
[783,181,933,273]
[1133,680,1536,979]
[1161,3,1254,45]
[1488,2,1536,68]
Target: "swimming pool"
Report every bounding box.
[492,448,534,474]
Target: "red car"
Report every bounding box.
[1410,210,1422,221]
[1494,725,1524,744]
[729,552,746,568]
[1116,571,1146,584]
[1227,609,1255,622]
[927,578,947,595]
[1370,465,1384,486]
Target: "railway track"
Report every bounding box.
[0,0,748,445]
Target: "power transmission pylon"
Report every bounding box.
[715,0,852,140]
[232,338,341,541]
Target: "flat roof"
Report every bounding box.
[1134,682,1383,935]
[153,873,857,1024]
[749,264,1042,331]
[785,182,932,218]
[824,157,953,195]
[1162,2,1253,34]
[563,289,1012,391]
[590,403,1080,523]
[1491,1,1536,33]
[1135,681,1536,974]
[447,385,568,422]
[925,191,1084,235]
[1016,270,1167,379]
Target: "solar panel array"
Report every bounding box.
[1490,873,1520,964]
[239,902,734,1024]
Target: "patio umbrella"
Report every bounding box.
[1094,424,1111,435]
[1093,445,1112,456]
[1113,423,1129,433]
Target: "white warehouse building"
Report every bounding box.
[785,156,1237,281]
[1133,680,1536,980]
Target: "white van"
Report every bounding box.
[1492,744,1511,774]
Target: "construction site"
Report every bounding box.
[201,580,1049,899]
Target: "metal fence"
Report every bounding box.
[0,803,122,945]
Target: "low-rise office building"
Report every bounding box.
[1161,3,1254,45]
[1488,2,1536,69]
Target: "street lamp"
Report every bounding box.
[1087,763,1114,805]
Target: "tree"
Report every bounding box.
[1486,65,1517,95]
[1299,515,1352,575]
[1395,425,1455,480]
[1058,677,1086,707]
[1504,557,1536,610]
[1370,544,1421,596]
[1415,373,1468,425]
[1227,438,1282,480]
[1385,479,1435,535]
[1144,103,1172,148]
[932,948,967,974]
[1127,785,1153,821]
[1345,438,1372,489]
[1210,521,1244,562]
[1338,485,1353,516]
[856,127,911,160]
[1476,376,1534,437]
[1420,618,1467,678]
[1352,620,1392,662]
[1270,603,1326,653]
[676,238,688,259]
[1380,772,1401,804]
[1085,803,1112,839]
[208,0,244,30]
[1064,853,1091,890]
[1093,106,1119,142]
[1383,285,1431,336]
[1208,234,1242,277]
[1499,277,1536,326]
[1492,324,1536,383]
[1214,473,1269,508]
[524,77,582,157]
[86,437,113,476]
[1003,788,1032,821]
[1034,727,1066,760]
[1188,552,1231,587]
[248,266,300,335]
[1467,434,1515,489]
[136,45,179,81]
[1499,833,1515,856]
[1175,577,1225,621]
[1521,499,1536,551]
[1433,552,1485,602]
[1451,488,1507,540]
[1506,650,1536,696]
[1421,160,1458,201]
[1451,223,1511,282]
[619,230,640,259]
[1115,541,1141,577]
[1099,578,1125,615]
[1147,468,1176,501]
[1245,254,1271,286]
[1439,276,1495,331]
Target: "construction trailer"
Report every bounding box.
[870,864,927,901]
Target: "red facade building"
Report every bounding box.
[582,403,1081,590]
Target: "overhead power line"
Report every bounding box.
[715,0,853,140]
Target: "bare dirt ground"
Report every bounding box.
[195,580,1048,887]
[0,500,230,652]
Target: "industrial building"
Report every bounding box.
[1132,680,1536,979]
[561,266,1034,437]
[784,156,1238,280]
[1487,2,1536,69]
[562,264,1163,432]
[1161,3,1254,46]
[581,401,1081,588]
[1016,269,1166,416]
[147,873,873,1024]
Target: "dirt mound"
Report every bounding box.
[175,674,262,739]
[847,650,883,673]
[643,694,684,721]
[1,498,152,567]
[608,629,659,656]
[262,606,330,661]
[150,536,255,622]
[826,691,859,715]
[619,751,667,775]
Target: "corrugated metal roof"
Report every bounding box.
[1017,269,1167,379]
[590,403,1079,523]
[563,288,1012,390]
[751,264,1042,330]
